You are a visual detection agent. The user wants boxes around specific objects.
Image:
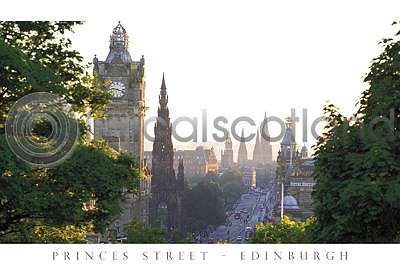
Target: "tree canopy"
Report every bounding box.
[0,21,139,243]
[0,21,110,131]
[313,21,400,243]
[182,179,225,233]
[0,137,140,243]
[251,216,314,244]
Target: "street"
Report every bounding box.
[202,186,275,243]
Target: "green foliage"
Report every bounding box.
[30,223,94,243]
[0,21,129,243]
[219,170,245,208]
[251,216,315,244]
[126,220,167,244]
[0,136,140,243]
[0,21,110,131]
[313,21,400,243]
[176,232,196,244]
[182,180,225,233]
[182,170,245,233]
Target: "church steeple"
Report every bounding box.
[260,112,271,142]
[260,112,273,164]
[252,113,273,165]
[238,129,248,167]
[253,130,261,164]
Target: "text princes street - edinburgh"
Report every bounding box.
[51,249,348,263]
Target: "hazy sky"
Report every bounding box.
[5,0,400,159]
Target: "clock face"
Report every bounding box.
[109,81,126,98]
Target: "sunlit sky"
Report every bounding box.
[5,0,400,160]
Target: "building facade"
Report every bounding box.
[220,134,234,169]
[240,166,256,187]
[145,146,218,177]
[273,117,315,221]
[93,22,150,238]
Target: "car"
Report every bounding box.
[236,236,242,241]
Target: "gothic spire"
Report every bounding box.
[159,73,168,110]
[238,129,248,166]
[253,130,261,163]
[255,130,260,145]
[154,73,172,146]
[161,72,166,90]
[260,112,271,142]
[240,129,245,142]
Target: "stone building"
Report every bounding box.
[92,22,151,238]
[145,146,218,177]
[273,117,315,221]
[240,166,256,187]
[255,163,276,190]
[174,146,218,176]
[149,74,185,238]
[220,134,234,169]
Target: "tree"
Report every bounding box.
[182,180,225,233]
[0,21,110,131]
[251,216,314,244]
[219,170,245,208]
[0,21,135,243]
[126,220,167,244]
[0,137,140,243]
[313,22,400,243]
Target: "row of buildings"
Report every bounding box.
[220,114,273,169]
[144,146,218,177]
[220,115,275,189]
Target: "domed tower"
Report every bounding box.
[300,144,308,159]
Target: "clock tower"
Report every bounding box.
[93,22,150,237]
[93,22,146,168]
